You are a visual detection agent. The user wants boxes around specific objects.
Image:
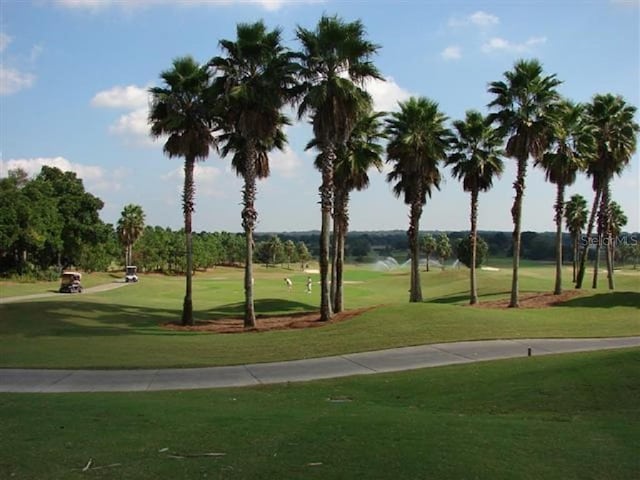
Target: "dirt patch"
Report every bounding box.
[163,306,376,334]
[474,290,583,309]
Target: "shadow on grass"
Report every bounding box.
[0,297,320,338]
[0,300,183,338]
[429,291,511,305]
[556,292,640,309]
[205,298,317,320]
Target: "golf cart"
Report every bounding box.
[59,271,83,293]
[125,265,139,283]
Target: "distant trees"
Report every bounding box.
[456,236,489,269]
[0,166,106,275]
[117,204,145,267]
[436,233,452,270]
[421,234,437,272]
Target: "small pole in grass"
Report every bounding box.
[527,347,532,357]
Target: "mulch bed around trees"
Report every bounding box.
[474,290,583,309]
[163,307,376,334]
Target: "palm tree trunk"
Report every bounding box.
[181,158,195,326]
[408,198,423,303]
[602,182,615,290]
[592,187,607,289]
[330,219,338,308]
[553,183,565,295]
[576,186,602,289]
[319,146,335,321]
[470,189,479,305]
[335,191,348,314]
[509,155,527,307]
[242,145,258,328]
[571,232,579,283]
[592,234,602,289]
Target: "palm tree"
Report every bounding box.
[488,59,561,307]
[535,100,592,294]
[332,109,385,312]
[386,97,451,302]
[149,56,216,326]
[210,21,299,328]
[608,201,627,273]
[447,110,504,304]
[297,14,382,321]
[564,194,589,283]
[116,204,145,267]
[421,234,436,272]
[576,94,638,290]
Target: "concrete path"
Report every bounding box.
[2,337,638,393]
[0,282,129,304]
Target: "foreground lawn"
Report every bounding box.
[1,348,638,479]
[0,265,638,368]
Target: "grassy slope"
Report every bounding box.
[0,265,638,368]
[1,348,638,479]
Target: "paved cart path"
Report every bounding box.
[1,337,638,393]
[0,282,129,304]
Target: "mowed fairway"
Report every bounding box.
[0,264,638,368]
[1,348,638,479]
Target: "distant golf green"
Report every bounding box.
[1,348,638,479]
[1,264,638,368]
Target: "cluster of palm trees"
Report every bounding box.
[148,15,638,326]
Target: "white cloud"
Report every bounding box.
[364,76,412,112]
[109,108,155,142]
[469,11,499,27]
[270,146,302,178]
[0,67,36,95]
[162,163,225,197]
[448,10,499,28]
[441,45,462,61]
[54,0,321,12]
[0,32,12,52]
[482,36,547,53]
[91,84,149,109]
[0,156,122,192]
[92,84,159,146]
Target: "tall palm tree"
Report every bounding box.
[576,94,638,290]
[332,109,385,312]
[608,201,627,273]
[116,204,145,267]
[447,110,504,305]
[297,14,382,321]
[386,97,451,302]
[149,56,216,326]
[535,100,593,294]
[488,59,561,307]
[210,21,299,328]
[564,194,589,283]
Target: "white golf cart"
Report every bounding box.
[125,265,139,283]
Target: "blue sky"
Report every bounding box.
[1,0,638,233]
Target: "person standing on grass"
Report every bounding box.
[306,276,312,294]
[284,278,293,290]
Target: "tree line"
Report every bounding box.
[3,14,636,326]
[145,14,637,325]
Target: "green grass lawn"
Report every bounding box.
[1,348,638,479]
[0,264,638,368]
